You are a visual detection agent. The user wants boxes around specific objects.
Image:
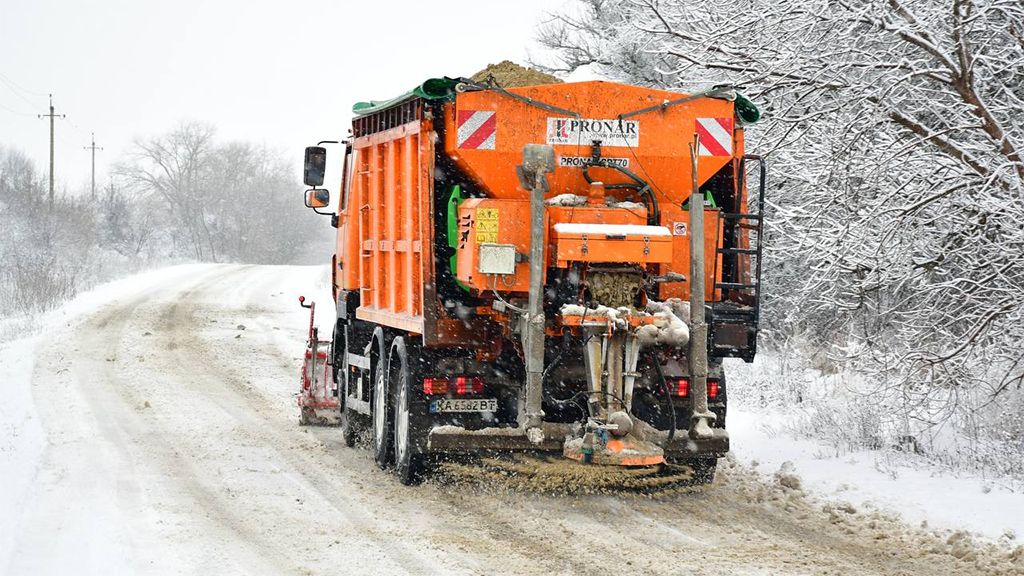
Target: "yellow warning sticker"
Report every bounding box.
[475,208,500,243]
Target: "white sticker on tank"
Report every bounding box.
[558,155,630,168]
[547,118,639,147]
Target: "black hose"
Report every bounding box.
[550,389,632,422]
[581,164,660,225]
[541,335,572,381]
[648,350,676,448]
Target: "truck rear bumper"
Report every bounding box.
[427,423,572,453]
[662,428,729,458]
[426,422,728,459]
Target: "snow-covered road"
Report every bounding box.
[3,264,1020,575]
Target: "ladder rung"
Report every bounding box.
[721,213,762,220]
[735,223,760,230]
[718,248,758,255]
[716,282,758,290]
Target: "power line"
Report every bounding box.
[38,94,65,209]
[0,72,45,108]
[0,99,35,117]
[0,71,47,96]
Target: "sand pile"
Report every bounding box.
[470,60,562,88]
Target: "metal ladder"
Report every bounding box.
[710,154,765,363]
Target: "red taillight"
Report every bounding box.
[670,378,720,399]
[423,377,449,395]
[424,376,483,395]
[454,375,484,395]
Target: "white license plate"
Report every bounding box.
[430,398,498,413]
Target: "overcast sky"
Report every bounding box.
[0,0,566,194]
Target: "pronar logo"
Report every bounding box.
[558,156,630,168]
[546,118,640,147]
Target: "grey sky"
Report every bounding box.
[0,0,563,194]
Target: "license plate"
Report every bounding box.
[430,398,498,413]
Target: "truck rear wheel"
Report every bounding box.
[390,337,428,485]
[337,325,358,447]
[372,335,394,469]
[339,384,359,447]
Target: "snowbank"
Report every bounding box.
[727,355,1024,542]
[0,263,214,566]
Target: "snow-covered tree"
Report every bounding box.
[539,0,1024,444]
[119,122,326,264]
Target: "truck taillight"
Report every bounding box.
[454,375,484,395]
[670,378,720,399]
[423,377,449,395]
[423,376,484,395]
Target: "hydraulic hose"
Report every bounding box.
[582,163,660,225]
[648,349,677,448]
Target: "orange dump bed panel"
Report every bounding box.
[341,119,434,334]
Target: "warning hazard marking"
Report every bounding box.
[695,117,733,156]
[457,110,496,150]
[475,208,500,243]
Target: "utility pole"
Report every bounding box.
[83,133,103,200]
[38,94,65,209]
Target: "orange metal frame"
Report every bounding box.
[334,80,752,340]
[339,115,433,335]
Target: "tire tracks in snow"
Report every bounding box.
[10,264,1021,576]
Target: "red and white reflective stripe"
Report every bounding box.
[457,110,496,150]
[695,117,733,156]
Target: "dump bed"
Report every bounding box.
[337,79,753,343]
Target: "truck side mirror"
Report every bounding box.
[304,146,327,187]
[305,188,330,209]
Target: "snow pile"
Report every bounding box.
[607,198,645,210]
[559,303,632,329]
[562,63,609,82]
[727,354,1024,542]
[544,194,646,211]
[0,337,43,564]
[546,193,588,207]
[636,298,690,346]
[559,299,690,346]
[718,458,1024,575]
[553,223,670,236]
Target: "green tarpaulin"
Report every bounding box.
[352,77,460,116]
[352,77,761,124]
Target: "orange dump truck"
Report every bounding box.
[301,76,764,484]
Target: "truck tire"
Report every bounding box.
[390,337,428,485]
[371,334,394,469]
[335,325,357,447]
[339,384,358,447]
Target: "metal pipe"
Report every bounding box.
[605,332,624,412]
[519,145,555,443]
[687,134,717,440]
[582,325,606,419]
[622,334,641,411]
